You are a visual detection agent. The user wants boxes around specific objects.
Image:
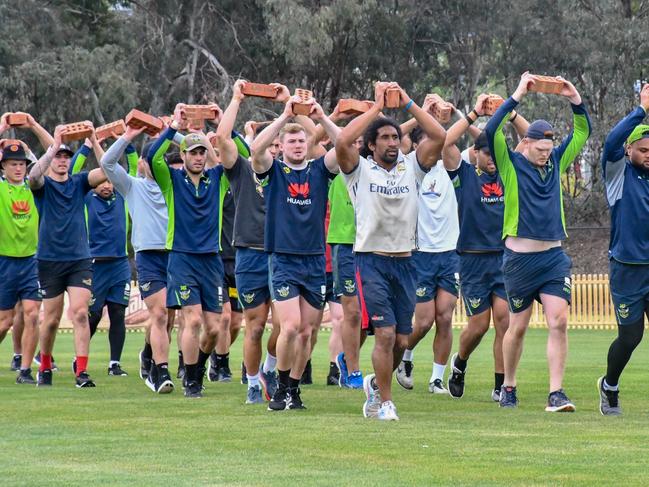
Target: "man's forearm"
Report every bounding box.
[251,113,290,154]
[317,116,341,144]
[28,145,56,189]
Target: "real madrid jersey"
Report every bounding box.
[343,151,425,253]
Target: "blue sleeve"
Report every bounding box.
[602,106,647,169]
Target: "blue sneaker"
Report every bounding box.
[347,371,363,389]
[260,368,278,401]
[499,386,518,408]
[335,352,348,388]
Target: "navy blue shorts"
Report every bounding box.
[412,250,460,303]
[460,252,507,315]
[0,256,41,310]
[135,250,168,299]
[609,259,649,325]
[269,253,326,310]
[38,258,93,299]
[90,258,131,313]
[332,244,357,297]
[167,251,224,313]
[502,247,572,313]
[235,248,271,310]
[355,252,416,335]
[326,272,339,304]
[223,258,242,313]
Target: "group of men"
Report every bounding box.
[1,72,648,420]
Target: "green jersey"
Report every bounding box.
[0,179,39,257]
[327,174,356,244]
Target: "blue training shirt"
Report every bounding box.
[448,160,504,252]
[85,191,128,258]
[258,157,336,255]
[33,173,92,261]
[602,105,649,264]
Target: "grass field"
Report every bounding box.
[1,327,648,486]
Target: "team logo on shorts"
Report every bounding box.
[140,282,151,292]
[89,295,96,307]
[179,285,191,301]
[344,279,356,293]
[468,297,481,309]
[277,286,290,298]
[563,277,572,295]
[511,297,524,309]
[416,287,427,297]
[82,278,92,286]
[242,292,255,304]
[371,314,384,322]
[124,283,131,299]
[618,303,630,319]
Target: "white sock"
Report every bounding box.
[430,362,446,383]
[263,353,277,373]
[247,373,260,388]
[402,349,413,362]
[603,379,618,391]
[109,360,120,367]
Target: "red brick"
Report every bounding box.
[293,89,314,116]
[338,99,373,116]
[7,113,28,127]
[61,121,95,143]
[125,109,164,136]
[385,88,401,108]
[95,120,126,140]
[242,82,279,99]
[528,75,565,95]
[183,105,219,121]
[482,94,504,116]
[426,94,453,123]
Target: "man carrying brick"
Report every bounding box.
[597,83,649,416]
[250,92,341,411]
[29,124,109,388]
[335,82,446,420]
[484,72,591,411]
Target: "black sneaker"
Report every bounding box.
[184,380,202,398]
[287,387,306,410]
[139,350,151,380]
[448,353,465,399]
[10,354,21,371]
[147,366,174,394]
[75,372,96,388]
[197,366,206,390]
[177,363,185,380]
[597,376,621,416]
[37,369,53,387]
[217,366,232,382]
[545,389,575,412]
[499,385,518,408]
[241,362,247,385]
[300,360,312,385]
[268,384,289,411]
[326,367,340,386]
[108,363,128,376]
[16,368,36,385]
[34,352,58,371]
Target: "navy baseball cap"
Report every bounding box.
[526,120,554,140]
[56,144,74,157]
[473,132,489,151]
[0,142,29,162]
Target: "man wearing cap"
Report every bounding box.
[0,142,41,384]
[29,124,109,388]
[484,72,591,411]
[442,94,530,401]
[146,104,228,398]
[597,84,649,416]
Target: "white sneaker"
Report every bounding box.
[362,373,381,418]
[491,388,501,402]
[377,400,400,421]
[395,360,414,390]
[428,378,448,394]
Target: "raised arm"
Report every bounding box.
[442,94,489,170]
[406,90,447,169]
[15,113,55,151]
[29,125,63,190]
[215,79,246,169]
[250,97,297,174]
[101,125,146,195]
[552,78,592,173]
[308,102,341,173]
[335,82,388,173]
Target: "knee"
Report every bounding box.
[247,323,265,342]
[70,307,89,326]
[394,335,408,352]
[345,307,361,326]
[280,320,300,339]
[618,322,644,349]
[548,314,568,333]
[24,308,40,327]
[0,316,12,333]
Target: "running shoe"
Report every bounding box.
[545,389,576,412]
[499,386,518,408]
[184,380,202,398]
[246,385,264,404]
[362,373,381,418]
[268,383,289,411]
[16,368,36,385]
[396,360,413,390]
[377,400,399,421]
[335,352,349,387]
[300,359,312,385]
[241,362,247,385]
[447,353,465,398]
[491,388,501,402]
[597,376,621,416]
[260,369,278,401]
[37,368,52,387]
[10,354,21,371]
[75,372,96,388]
[108,363,128,376]
[347,371,363,389]
[287,387,306,410]
[429,378,448,394]
[139,349,151,380]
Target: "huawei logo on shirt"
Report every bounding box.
[287,182,312,206]
[480,182,504,203]
[11,200,31,219]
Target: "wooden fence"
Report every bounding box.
[54,274,632,331]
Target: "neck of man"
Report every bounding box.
[284,158,307,170]
[49,171,69,183]
[186,169,203,186]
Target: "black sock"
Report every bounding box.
[197,349,211,369]
[455,355,468,372]
[494,373,504,391]
[107,303,126,362]
[329,361,337,373]
[606,317,645,387]
[216,353,230,369]
[143,341,153,360]
[185,363,197,382]
[178,350,184,366]
[288,376,301,390]
[278,369,290,387]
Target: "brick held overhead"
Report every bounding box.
[293,89,314,116]
[125,109,164,136]
[61,121,95,143]
[242,82,279,99]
